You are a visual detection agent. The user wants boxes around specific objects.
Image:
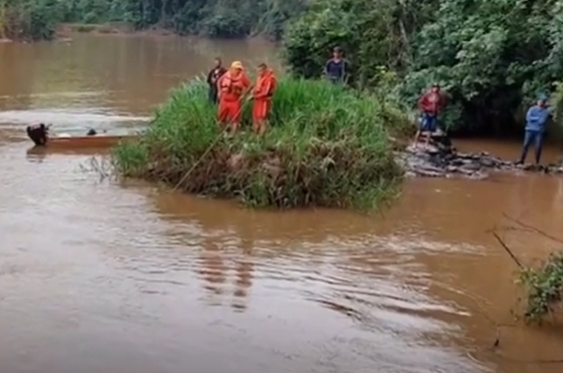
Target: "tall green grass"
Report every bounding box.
[113,76,411,209]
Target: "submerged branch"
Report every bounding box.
[490,230,524,268]
[501,213,563,245]
[490,215,563,324]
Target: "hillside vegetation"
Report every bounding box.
[3,0,563,134]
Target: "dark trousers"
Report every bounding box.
[208,86,218,104]
[519,130,544,164]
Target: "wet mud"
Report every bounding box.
[398,134,563,179]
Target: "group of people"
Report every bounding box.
[205,47,553,166]
[206,58,276,135]
[205,47,351,135]
[414,84,553,166]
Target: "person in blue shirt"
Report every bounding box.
[324,47,350,85]
[517,94,551,165]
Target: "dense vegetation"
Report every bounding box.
[0,0,305,40]
[283,0,563,135]
[519,251,563,322]
[0,0,60,40]
[4,0,563,134]
[113,77,409,209]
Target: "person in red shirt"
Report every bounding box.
[413,83,446,146]
[217,61,251,134]
[251,63,277,135]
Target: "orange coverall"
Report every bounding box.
[252,69,276,122]
[217,71,251,124]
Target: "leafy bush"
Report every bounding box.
[1,0,60,41]
[519,252,563,322]
[400,0,563,134]
[283,0,563,135]
[113,76,409,209]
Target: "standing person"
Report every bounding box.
[324,47,350,85]
[217,61,251,134]
[251,63,277,135]
[207,57,227,104]
[413,83,446,146]
[517,94,551,165]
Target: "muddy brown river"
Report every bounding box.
[1,34,563,373]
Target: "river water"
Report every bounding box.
[1,34,563,373]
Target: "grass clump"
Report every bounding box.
[519,252,563,323]
[113,76,410,209]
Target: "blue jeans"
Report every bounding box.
[519,130,544,164]
[419,113,438,132]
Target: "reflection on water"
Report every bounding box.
[0,144,482,373]
[1,33,563,373]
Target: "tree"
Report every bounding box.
[282,0,436,89]
[400,0,563,134]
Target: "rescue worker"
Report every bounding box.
[217,61,251,134]
[251,63,277,135]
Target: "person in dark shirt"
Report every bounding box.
[207,57,227,104]
[324,47,350,85]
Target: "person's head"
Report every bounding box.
[332,47,343,59]
[431,83,440,93]
[214,57,222,68]
[257,63,268,76]
[230,61,244,76]
[537,93,548,107]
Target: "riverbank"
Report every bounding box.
[113,77,410,210]
[0,22,170,43]
[400,139,563,179]
[57,22,136,35]
[56,22,176,38]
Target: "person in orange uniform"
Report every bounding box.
[217,61,251,134]
[251,63,277,135]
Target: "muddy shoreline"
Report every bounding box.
[397,142,563,179]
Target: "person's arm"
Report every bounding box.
[540,108,551,127]
[525,106,535,123]
[343,60,351,83]
[255,80,272,99]
[324,60,331,76]
[206,69,214,86]
[240,75,253,101]
[418,93,428,112]
[216,75,226,99]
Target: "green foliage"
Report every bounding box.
[401,0,563,134]
[282,0,435,89]
[1,0,306,40]
[519,252,563,322]
[283,0,563,135]
[1,0,60,40]
[113,76,408,209]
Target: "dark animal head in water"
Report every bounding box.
[26,123,49,146]
[87,129,97,136]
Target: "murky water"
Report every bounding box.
[1,34,563,373]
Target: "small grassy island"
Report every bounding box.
[113,77,411,209]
